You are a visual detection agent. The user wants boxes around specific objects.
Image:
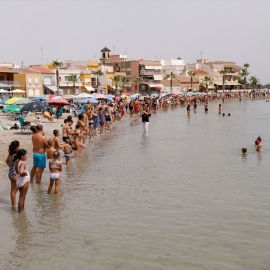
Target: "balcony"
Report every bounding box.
[225,72,241,77]
[140,70,162,74]
[0,80,20,86]
[59,81,83,87]
[142,79,162,83]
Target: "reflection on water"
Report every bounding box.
[1,99,270,270]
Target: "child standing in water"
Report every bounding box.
[46,139,56,160]
[48,151,62,194]
[14,149,30,213]
[63,139,72,165]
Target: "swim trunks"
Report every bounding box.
[33,153,46,169]
[64,153,71,159]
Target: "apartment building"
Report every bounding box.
[187,59,243,91]
[161,58,185,77]
[0,64,19,91]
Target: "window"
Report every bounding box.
[214,76,218,81]
[28,89,33,96]
[28,76,32,85]
[194,87,197,91]
[65,76,70,82]
[214,68,218,72]
[44,76,52,85]
[35,89,39,96]
[107,78,113,85]
[35,76,39,85]
[85,78,91,83]
[220,76,223,81]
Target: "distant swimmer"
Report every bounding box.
[219,104,222,114]
[242,148,247,156]
[204,101,208,113]
[228,113,231,116]
[187,103,191,116]
[222,113,225,117]
[256,137,262,152]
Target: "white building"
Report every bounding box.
[161,58,186,77]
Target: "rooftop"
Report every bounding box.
[192,69,208,75]
[0,67,19,74]
[101,47,111,52]
[29,66,54,74]
[74,65,88,70]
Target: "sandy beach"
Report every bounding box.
[0,113,69,190]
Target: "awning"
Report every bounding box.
[153,75,162,80]
[148,84,163,88]
[84,86,95,92]
[145,66,154,69]
[46,86,63,92]
[153,66,162,70]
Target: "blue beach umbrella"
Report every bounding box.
[0,98,9,104]
[33,96,47,101]
[151,93,158,97]
[78,98,98,104]
[13,99,30,105]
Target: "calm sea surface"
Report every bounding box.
[1,99,270,270]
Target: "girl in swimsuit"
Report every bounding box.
[48,151,62,194]
[98,106,106,135]
[5,140,19,207]
[14,149,30,213]
[73,124,85,158]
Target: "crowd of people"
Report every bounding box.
[4,91,266,212]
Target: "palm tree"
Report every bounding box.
[121,76,131,94]
[187,71,197,92]
[92,70,104,93]
[219,69,228,93]
[249,76,258,91]
[166,72,177,93]
[52,60,63,96]
[68,74,78,95]
[133,76,143,94]
[240,70,249,93]
[204,76,212,93]
[112,75,121,96]
[244,63,250,71]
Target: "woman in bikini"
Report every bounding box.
[104,107,111,132]
[73,124,85,157]
[6,140,20,207]
[14,149,30,213]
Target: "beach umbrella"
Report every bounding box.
[77,93,92,98]
[11,89,26,93]
[106,94,115,98]
[94,94,107,100]
[62,95,75,99]
[13,99,30,105]
[50,95,61,100]
[121,94,130,99]
[2,104,21,112]
[78,98,99,104]
[20,101,48,112]
[151,93,159,97]
[49,99,70,106]
[33,96,47,101]
[130,94,140,99]
[115,96,122,100]
[0,98,9,104]
[0,89,8,93]
[49,94,57,99]
[121,93,130,96]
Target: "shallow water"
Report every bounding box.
[1,99,270,270]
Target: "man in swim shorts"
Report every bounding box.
[30,124,49,184]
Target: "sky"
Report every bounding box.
[1,0,270,83]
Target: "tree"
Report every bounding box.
[219,69,228,93]
[187,71,197,92]
[240,70,249,93]
[112,75,121,96]
[68,74,78,95]
[52,60,63,96]
[249,76,258,91]
[133,76,143,94]
[244,63,250,71]
[92,70,104,93]
[121,76,131,93]
[204,76,212,93]
[166,72,177,93]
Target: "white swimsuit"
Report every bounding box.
[14,161,30,188]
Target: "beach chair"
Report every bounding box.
[18,117,31,134]
[56,108,64,118]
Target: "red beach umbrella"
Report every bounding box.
[49,94,57,99]
[49,99,70,106]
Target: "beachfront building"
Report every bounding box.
[100,47,163,94]
[162,75,199,93]
[29,66,56,95]
[186,69,215,92]
[161,58,186,77]
[58,68,82,95]
[0,65,19,93]
[187,60,243,91]
[14,68,42,97]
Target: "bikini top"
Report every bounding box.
[50,159,61,169]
